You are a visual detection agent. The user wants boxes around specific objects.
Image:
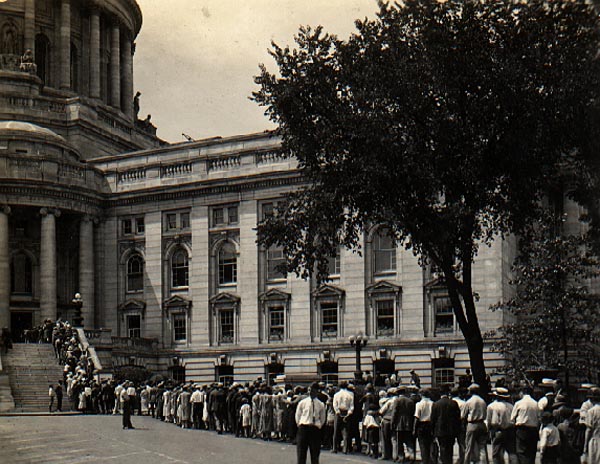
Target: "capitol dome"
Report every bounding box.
[0,121,66,143]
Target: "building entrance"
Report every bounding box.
[10,311,33,343]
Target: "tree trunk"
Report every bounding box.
[465,329,489,398]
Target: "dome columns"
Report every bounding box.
[79,215,97,328]
[89,6,101,99]
[0,206,11,329]
[40,207,61,322]
[24,0,35,57]
[59,0,71,90]
[110,21,121,109]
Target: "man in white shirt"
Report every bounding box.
[463,383,488,464]
[486,387,515,464]
[295,382,326,464]
[332,381,354,453]
[414,388,435,464]
[510,386,539,464]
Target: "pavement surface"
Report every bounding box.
[0,415,376,464]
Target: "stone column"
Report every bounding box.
[0,207,11,330]
[79,216,95,328]
[40,208,60,322]
[24,0,35,55]
[110,22,121,109]
[121,32,134,119]
[59,0,71,90]
[89,6,101,98]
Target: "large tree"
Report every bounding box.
[252,0,600,391]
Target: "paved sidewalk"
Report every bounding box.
[0,415,374,464]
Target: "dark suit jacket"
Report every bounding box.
[392,395,415,432]
[431,396,461,438]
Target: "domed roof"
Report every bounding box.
[0,121,66,143]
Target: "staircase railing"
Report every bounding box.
[76,328,103,373]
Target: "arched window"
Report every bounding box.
[373,228,397,274]
[126,255,144,292]
[35,34,50,84]
[11,252,33,294]
[218,242,237,285]
[171,249,189,288]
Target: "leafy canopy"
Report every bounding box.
[253,0,600,283]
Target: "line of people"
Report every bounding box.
[106,375,600,464]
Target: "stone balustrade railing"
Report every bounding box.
[2,95,67,114]
[255,151,290,165]
[76,328,103,373]
[208,155,241,172]
[83,328,113,346]
[160,161,193,178]
[98,109,133,136]
[58,163,86,179]
[118,167,147,183]
[111,336,159,353]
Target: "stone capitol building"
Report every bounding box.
[0,0,527,387]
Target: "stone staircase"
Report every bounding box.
[1,343,66,412]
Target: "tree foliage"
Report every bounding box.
[252,0,600,391]
[491,214,600,384]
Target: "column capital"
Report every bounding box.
[40,207,61,218]
[1,205,11,215]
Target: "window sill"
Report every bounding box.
[266,278,287,285]
[374,271,397,278]
[126,290,143,295]
[171,287,189,292]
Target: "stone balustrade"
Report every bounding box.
[208,155,241,172]
[118,167,146,183]
[160,161,193,178]
[111,336,159,353]
[83,328,113,346]
[255,150,290,165]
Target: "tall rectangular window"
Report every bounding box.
[219,309,234,343]
[122,219,132,235]
[374,230,397,274]
[262,202,276,220]
[173,314,186,342]
[434,296,454,334]
[228,206,238,224]
[135,217,145,234]
[127,315,141,338]
[268,306,285,341]
[376,299,395,336]
[212,208,224,226]
[327,248,341,276]
[167,213,177,231]
[267,247,286,281]
[321,302,338,338]
[180,212,190,229]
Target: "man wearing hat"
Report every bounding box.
[462,383,488,464]
[295,382,326,464]
[392,386,416,462]
[487,387,515,464]
[584,387,600,464]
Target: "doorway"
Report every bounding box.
[10,311,33,343]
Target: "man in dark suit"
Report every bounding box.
[392,386,416,462]
[431,384,461,464]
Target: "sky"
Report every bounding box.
[134,0,379,143]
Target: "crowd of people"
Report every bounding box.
[91,374,600,464]
[45,320,95,413]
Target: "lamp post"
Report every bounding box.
[349,332,368,382]
[72,292,83,327]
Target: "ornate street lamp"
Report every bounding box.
[72,292,83,327]
[349,332,369,382]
